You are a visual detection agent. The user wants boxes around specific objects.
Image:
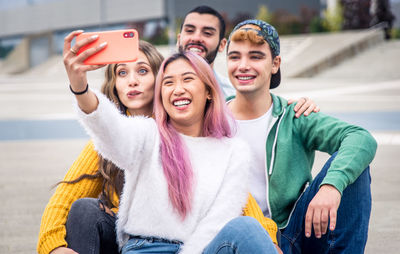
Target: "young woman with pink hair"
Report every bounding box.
[63,31,279,253]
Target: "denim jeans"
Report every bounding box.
[203,216,278,254]
[121,236,181,254]
[65,198,119,254]
[122,217,278,254]
[280,152,372,254]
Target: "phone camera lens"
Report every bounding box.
[129,32,134,37]
[123,33,128,38]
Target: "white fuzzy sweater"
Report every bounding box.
[76,91,250,254]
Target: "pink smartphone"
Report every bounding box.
[76,29,139,65]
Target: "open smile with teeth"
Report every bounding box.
[173,99,191,107]
[186,44,206,54]
[237,76,255,81]
[188,47,203,53]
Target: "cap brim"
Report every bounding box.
[270,68,281,89]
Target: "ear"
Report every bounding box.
[206,88,212,100]
[272,56,281,74]
[218,38,227,53]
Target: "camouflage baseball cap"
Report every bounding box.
[228,19,281,89]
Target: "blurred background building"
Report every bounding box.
[0,0,399,73]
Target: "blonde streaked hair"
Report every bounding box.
[230,25,266,45]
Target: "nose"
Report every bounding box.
[189,30,203,43]
[173,81,186,96]
[128,73,139,87]
[238,57,250,72]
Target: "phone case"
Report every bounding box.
[76,29,139,65]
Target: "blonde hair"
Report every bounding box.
[230,25,265,45]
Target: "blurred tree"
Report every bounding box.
[322,1,344,31]
[299,5,319,33]
[256,5,273,23]
[0,45,14,59]
[272,9,302,35]
[147,23,169,45]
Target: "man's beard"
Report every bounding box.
[179,43,219,65]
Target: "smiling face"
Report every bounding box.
[161,58,210,136]
[178,12,226,65]
[227,39,280,95]
[115,51,155,116]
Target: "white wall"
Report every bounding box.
[0,0,165,37]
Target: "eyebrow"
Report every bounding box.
[116,61,150,68]
[162,71,197,81]
[184,24,217,32]
[227,51,240,56]
[249,51,266,56]
[227,51,266,56]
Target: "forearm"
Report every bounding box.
[75,89,99,114]
[76,90,157,172]
[297,113,377,193]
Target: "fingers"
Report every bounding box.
[293,97,306,112]
[306,207,328,239]
[287,98,295,105]
[312,208,322,238]
[303,103,315,116]
[321,208,329,235]
[73,34,100,55]
[305,207,313,238]
[295,99,312,118]
[75,41,107,63]
[313,105,320,113]
[82,64,107,72]
[329,208,337,232]
[63,30,84,55]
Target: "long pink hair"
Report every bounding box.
[154,52,234,219]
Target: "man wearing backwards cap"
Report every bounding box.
[226,19,377,253]
[177,5,319,119]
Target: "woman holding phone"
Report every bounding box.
[37,39,164,254]
[59,30,280,254]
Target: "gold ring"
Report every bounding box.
[70,48,77,54]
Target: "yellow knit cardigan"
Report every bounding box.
[37,141,277,254]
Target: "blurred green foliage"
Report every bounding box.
[0,45,14,59]
[391,28,400,39]
[322,3,344,31]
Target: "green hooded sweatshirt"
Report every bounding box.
[228,93,377,228]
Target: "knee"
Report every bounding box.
[224,216,264,236]
[68,198,101,223]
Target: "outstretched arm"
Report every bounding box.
[63,30,106,114]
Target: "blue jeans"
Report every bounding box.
[203,216,278,254]
[121,236,181,254]
[65,198,119,254]
[280,152,372,254]
[122,217,278,254]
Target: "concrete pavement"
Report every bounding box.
[0,31,399,253]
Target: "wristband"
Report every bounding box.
[69,83,89,95]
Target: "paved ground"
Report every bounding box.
[0,33,399,253]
